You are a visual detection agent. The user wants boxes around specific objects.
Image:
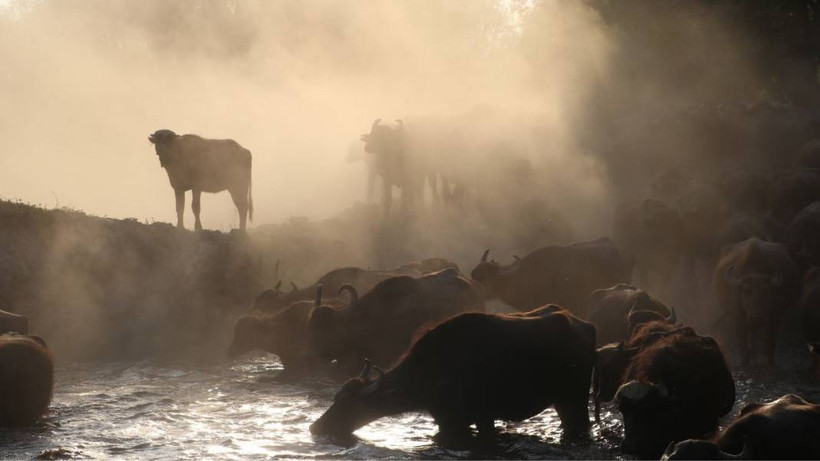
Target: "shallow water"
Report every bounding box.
[0,354,817,460]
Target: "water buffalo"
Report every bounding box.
[227,300,319,374]
[256,259,462,313]
[0,333,53,426]
[307,268,483,373]
[471,237,631,317]
[783,201,820,270]
[594,318,688,410]
[714,238,801,365]
[360,119,423,214]
[588,284,674,345]
[309,305,596,440]
[148,129,253,232]
[616,331,735,459]
[0,309,27,335]
[662,394,820,460]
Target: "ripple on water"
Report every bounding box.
[0,353,818,459]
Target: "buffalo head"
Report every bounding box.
[470,249,504,287]
[309,359,386,436]
[662,439,751,460]
[723,264,784,322]
[616,380,680,459]
[148,129,178,168]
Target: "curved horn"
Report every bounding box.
[770,271,783,287]
[723,265,743,286]
[395,119,404,129]
[666,305,677,324]
[290,282,298,293]
[339,284,359,307]
[315,283,323,307]
[626,297,641,317]
[481,249,490,263]
[662,441,677,459]
[359,365,385,396]
[358,358,372,379]
[513,255,521,262]
[274,280,282,290]
[371,118,381,131]
[719,436,751,460]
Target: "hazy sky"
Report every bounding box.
[0,0,610,230]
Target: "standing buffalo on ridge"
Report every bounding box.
[148,129,253,232]
[470,237,631,318]
[307,268,483,373]
[310,305,596,440]
[662,394,820,460]
[714,238,801,365]
[360,119,423,214]
[615,330,735,459]
[588,284,675,345]
[0,333,53,427]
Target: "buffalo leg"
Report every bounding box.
[763,320,777,366]
[382,182,392,215]
[366,169,376,203]
[192,189,203,231]
[428,173,439,203]
[476,419,496,438]
[555,395,591,436]
[230,188,249,232]
[174,189,185,229]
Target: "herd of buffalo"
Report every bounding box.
[2,125,820,460]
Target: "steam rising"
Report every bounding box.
[0,1,816,361]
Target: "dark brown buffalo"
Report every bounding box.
[783,201,820,270]
[769,168,820,225]
[662,394,820,460]
[798,266,820,367]
[714,238,801,365]
[255,259,461,313]
[588,284,674,345]
[148,129,253,232]
[613,199,681,292]
[0,309,28,335]
[0,333,53,426]
[616,331,735,459]
[793,138,820,170]
[471,237,631,317]
[594,319,688,409]
[307,269,483,373]
[309,305,596,440]
[227,300,319,374]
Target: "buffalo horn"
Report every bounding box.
[770,271,783,287]
[719,437,751,460]
[315,284,323,307]
[662,441,676,459]
[513,255,521,262]
[290,282,298,293]
[371,118,381,131]
[359,365,385,396]
[666,305,677,324]
[274,280,282,290]
[358,358,372,379]
[395,119,404,130]
[339,284,359,307]
[481,249,490,263]
[723,265,743,286]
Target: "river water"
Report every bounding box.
[0,353,817,460]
